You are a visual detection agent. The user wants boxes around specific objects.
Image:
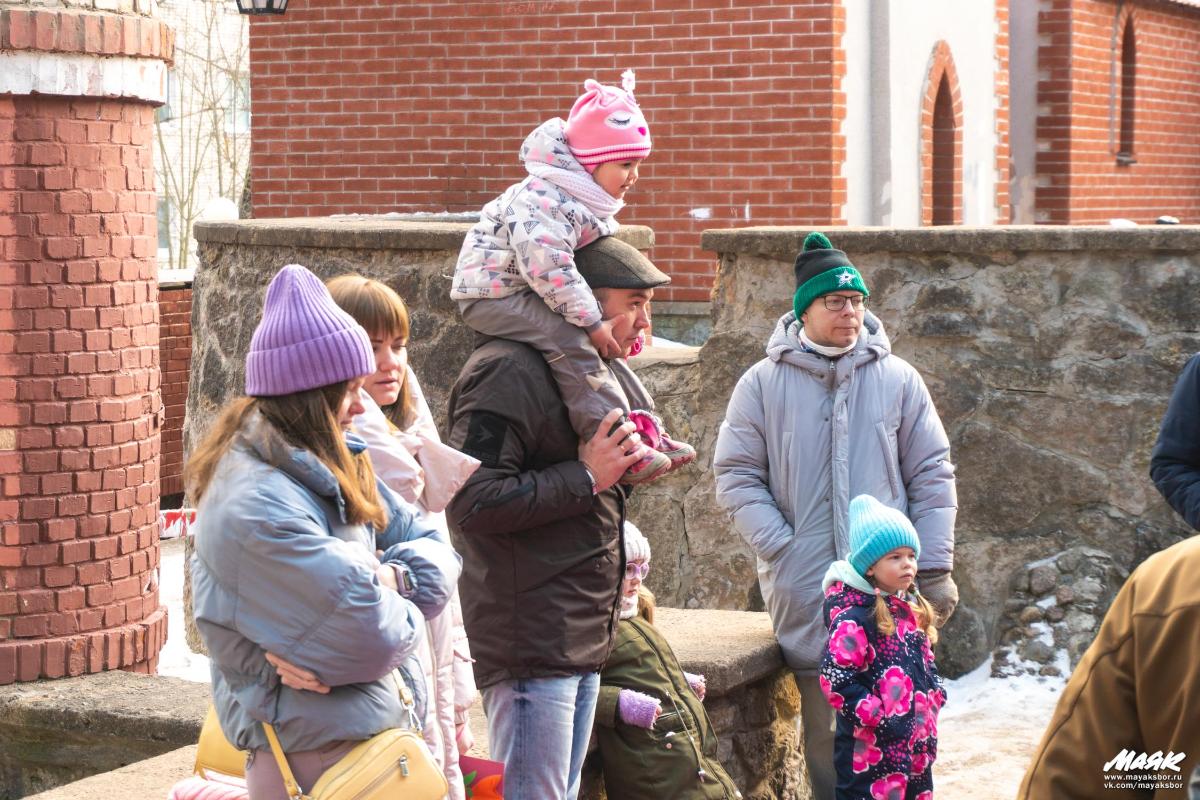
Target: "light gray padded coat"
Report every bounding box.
[713,311,956,673]
[192,411,456,752]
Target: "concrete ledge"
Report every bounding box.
[0,671,210,798]
[0,670,208,743]
[24,746,197,800]
[629,344,701,368]
[701,223,1200,260]
[194,218,655,252]
[654,607,783,697]
[2,608,784,798]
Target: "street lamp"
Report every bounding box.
[235,0,288,14]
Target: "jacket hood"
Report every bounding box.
[520,118,589,176]
[236,410,353,524]
[822,559,875,595]
[765,309,892,369]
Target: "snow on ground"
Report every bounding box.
[157,539,210,683]
[936,658,1065,798]
[156,537,1065,792]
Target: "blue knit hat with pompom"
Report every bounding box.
[847,494,921,578]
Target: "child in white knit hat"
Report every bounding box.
[592,521,741,799]
[452,73,694,486]
[819,495,946,799]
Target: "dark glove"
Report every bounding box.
[381,538,462,618]
[916,569,958,627]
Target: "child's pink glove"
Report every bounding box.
[617,689,661,729]
[684,671,706,701]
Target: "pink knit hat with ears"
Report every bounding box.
[565,70,652,173]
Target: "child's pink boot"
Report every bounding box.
[629,410,696,473]
[619,442,672,486]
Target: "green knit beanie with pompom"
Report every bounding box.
[792,232,869,321]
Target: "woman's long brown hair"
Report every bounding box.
[326,275,416,431]
[185,382,387,529]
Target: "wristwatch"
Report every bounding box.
[582,465,598,495]
[392,563,418,599]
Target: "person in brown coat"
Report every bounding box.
[446,236,671,800]
[1022,355,1200,799]
[1018,534,1200,799]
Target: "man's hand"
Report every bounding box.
[579,408,644,492]
[917,569,959,627]
[266,652,331,694]
[588,320,623,359]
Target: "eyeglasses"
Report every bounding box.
[821,294,867,312]
[625,562,650,579]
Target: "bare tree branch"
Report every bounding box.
[154,0,250,272]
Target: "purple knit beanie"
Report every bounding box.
[244,264,375,397]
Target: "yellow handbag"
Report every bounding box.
[195,704,248,779]
[263,670,448,800]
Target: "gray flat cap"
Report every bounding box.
[574,236,670,290]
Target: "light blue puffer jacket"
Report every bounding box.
[713,311,956,674]
[191,410,460,752]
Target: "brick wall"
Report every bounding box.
[994,0,1011,223]
[247,0,847,303]
[158,285,190,499]
[0,93,167,683]
[1037,0,1200,223]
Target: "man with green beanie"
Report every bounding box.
[712,232,958,800]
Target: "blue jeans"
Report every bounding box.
[482,672,600,800]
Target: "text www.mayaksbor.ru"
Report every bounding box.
[1103,775,1183,790]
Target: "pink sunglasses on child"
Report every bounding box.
[625,562,650,579]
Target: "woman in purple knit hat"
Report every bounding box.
[186,264,460,798]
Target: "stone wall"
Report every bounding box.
[189,221,1200,677]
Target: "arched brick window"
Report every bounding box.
[922,41,963,226]
[1117,15,1136,164]
[932,78,957,225]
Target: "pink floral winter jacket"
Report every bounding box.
[820,578,947,800]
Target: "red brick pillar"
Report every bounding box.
[0,3,174,684]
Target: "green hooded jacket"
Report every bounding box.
[594,615,741,800]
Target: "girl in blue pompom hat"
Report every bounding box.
[818,494,947,800]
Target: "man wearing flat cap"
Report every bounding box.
[713,232,958,800]
[447,236,668,799]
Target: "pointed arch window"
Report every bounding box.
[931,76,957,225]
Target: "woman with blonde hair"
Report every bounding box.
[329,274,481,800]
[188,264,461,799]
